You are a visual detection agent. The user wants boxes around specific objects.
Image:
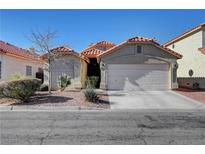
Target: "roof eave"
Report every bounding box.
[97,40,182,60]
[164,23,205,47]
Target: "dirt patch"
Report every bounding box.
[0,97,19,105]
[175,88,205,104]
[0,91,110,109]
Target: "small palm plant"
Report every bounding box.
[83,88,99,102]
[58,73,71,91]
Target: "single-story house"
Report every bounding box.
[42,37,182,91]
[96,37,182,91]
[41,46,89,90]
[0,40,43,81]
[164,22,205,89]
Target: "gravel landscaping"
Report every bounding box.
[0,97,19,105]
[0,90,110,109]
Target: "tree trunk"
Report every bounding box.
[48,58,52,94]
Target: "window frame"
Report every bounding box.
[26,65,32,76]
[136,45,143,54]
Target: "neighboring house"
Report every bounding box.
[0,40,43,81]
[41,46,89,90]
[80,41,115,87]
[96,36,182,91]
[164,23,205,89]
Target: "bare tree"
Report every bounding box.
[29,29,57,94]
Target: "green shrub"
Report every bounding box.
[83,88,99,102]
[0,82,6,98]
[0,78,41,102]
[58,74,71,91]
[40,84,48,91]
[9,74,25,81]
[85,76,99,89]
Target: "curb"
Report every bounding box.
[0,105,107,111]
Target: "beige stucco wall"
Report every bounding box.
[0,54,43,81]
[166,30,205,77]
[44,55,83,90]
[101,44,177,63]
[100,43,178,90]
[0,54,5,81]
[80,59,88,88]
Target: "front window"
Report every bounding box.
[136,45,142,54]
[26,66,32,76]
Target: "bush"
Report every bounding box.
[83,88,99,102]
[58,74,71,91]
[85,76,99,89]
[40,84,48,91]
[9,74,25,81]
[0,78,41,102]
[0,82,6,97]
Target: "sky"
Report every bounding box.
[0,9,205,52]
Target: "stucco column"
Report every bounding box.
[171,61,179,89]
[100,61,107,90]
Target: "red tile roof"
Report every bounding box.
[80,41,115,58]
[51,46,79,58]
[41,46,90,63]
[199,48,205,55]
[80,48,104,58]
[97,36,182,60]
[164,22,205,47]
[0,40,42,62]
[95,41,115,48]
[127,36,159,45]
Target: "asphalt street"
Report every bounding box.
[1,110,205,144]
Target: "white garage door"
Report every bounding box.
[107,64,170,91]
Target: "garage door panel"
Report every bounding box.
[107,64,169,91]
[108,64,168,70]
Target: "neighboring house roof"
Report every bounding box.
[41,46,90,63]
[164,22,205,47]
[97,36,182,60]
[81,48,104,58]
[198,48,205,55]
[80,41,115,58]
[0,40,42,62]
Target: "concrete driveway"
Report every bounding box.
[108,90,205,110]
